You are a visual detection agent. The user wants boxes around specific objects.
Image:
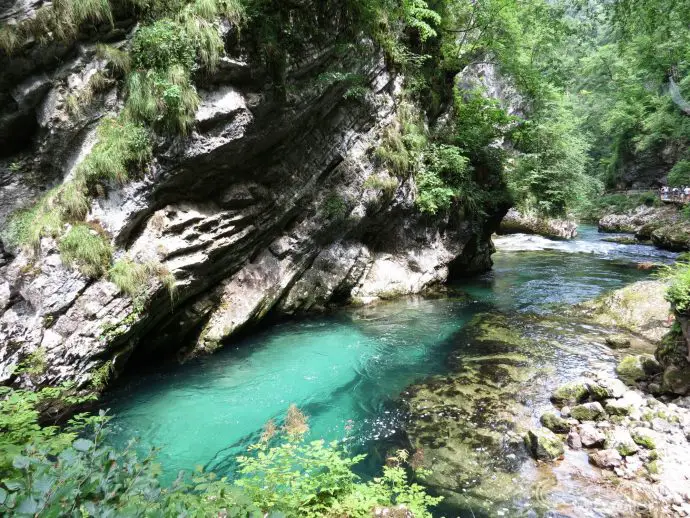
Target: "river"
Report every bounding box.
[105,225,676,515]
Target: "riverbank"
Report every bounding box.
[597,203,690,252]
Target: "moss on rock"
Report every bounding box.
[570,402,607,421]
[540,412,570,433]
[524,428,564,461]
[551,380,590,406]
[661,364,690,395]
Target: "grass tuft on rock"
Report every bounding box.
[108,258,150,297]
[75,115,151,185]
[59,224,113,278]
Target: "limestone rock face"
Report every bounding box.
[0,13,508,388]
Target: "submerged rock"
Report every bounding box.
[498,208,578,239]
[524,428,564,460]
[605,334,631,349]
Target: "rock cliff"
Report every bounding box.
[0,3,507,390]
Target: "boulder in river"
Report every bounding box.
[577,280,670,343]
[616,354,662,385]
[651,223,690,251]
[524,428,564,461]
[499,208,578,239]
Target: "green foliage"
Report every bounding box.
[402,0,442,42]
[14,349,47,379]
[376,103,427,178]
[363,174,399,196]
[131,19,196,71]
[0,386,95,479]
[0,0,113,54]
[0,394,441,518]
[58,224,113,278]
[669,160,690,187]
[416,144,471,214]
[96,44,131,75]
[509,95,593,217]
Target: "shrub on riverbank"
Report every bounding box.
[0,389,440,517]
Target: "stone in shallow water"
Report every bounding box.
[524,428,564,461]
[577,423,605,448]
[567,430,582,449]
[590,449,623,469]
[571,402,607,422]
[605,398,634,416]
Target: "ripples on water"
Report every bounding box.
[105,225,672,507]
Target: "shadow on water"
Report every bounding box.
[103,226,667,515]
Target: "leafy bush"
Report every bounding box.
[663,261,690,313]
[131,19,196,71]
[0,392,441,518]
[59,224,113,278]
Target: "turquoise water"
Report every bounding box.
[105,226,669,484]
